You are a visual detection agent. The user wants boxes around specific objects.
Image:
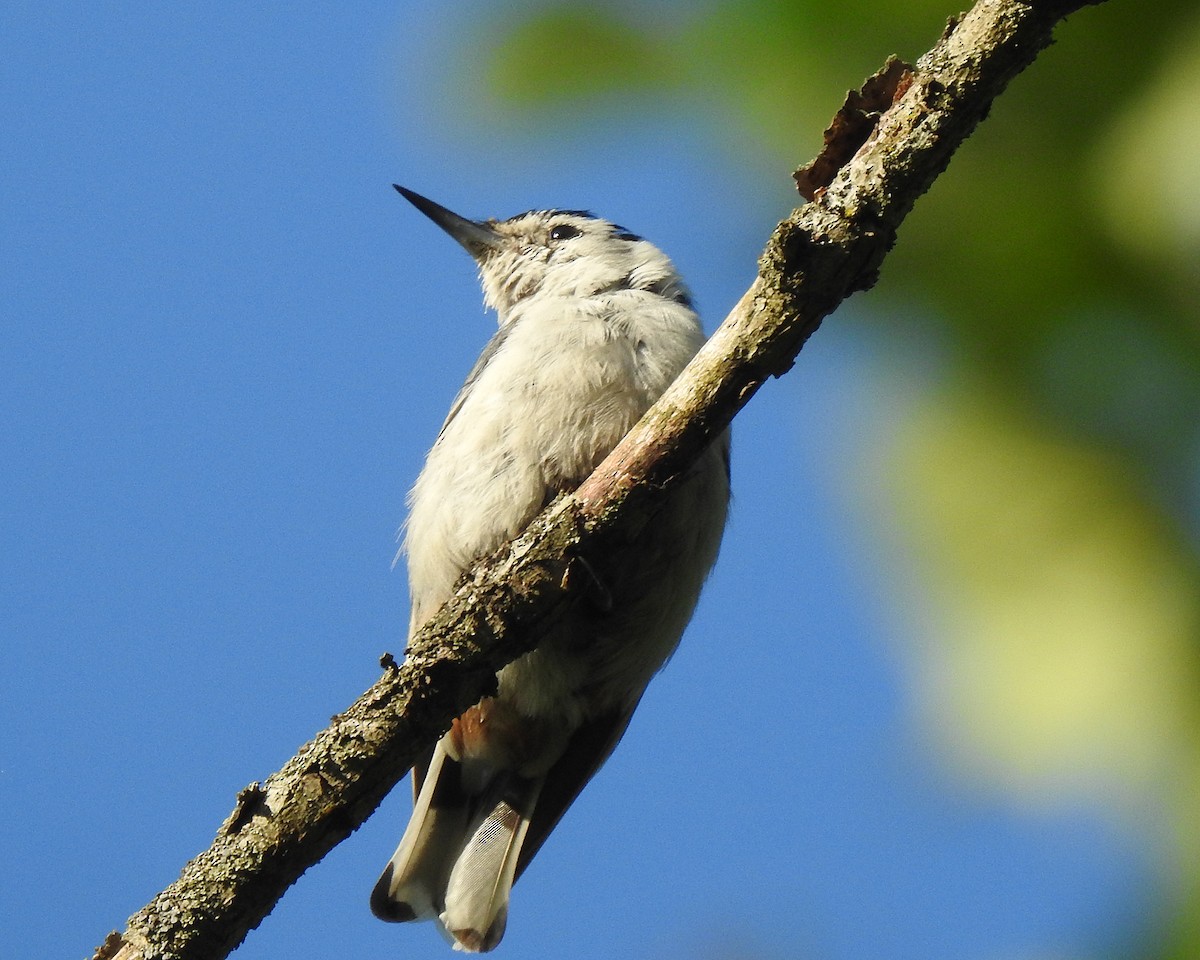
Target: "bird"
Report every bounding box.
[371,185,730,952]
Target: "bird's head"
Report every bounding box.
[394,186,691,319]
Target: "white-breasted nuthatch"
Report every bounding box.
[371,186,730,952]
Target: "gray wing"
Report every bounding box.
[435,322,516,441]
[514,702,639,880]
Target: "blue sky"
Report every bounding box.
[2,4,1158,959]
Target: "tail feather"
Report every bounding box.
[371,737,543,953]
[441,785,539,952]
[371,741,469,922]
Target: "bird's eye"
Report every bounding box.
[549,224,581,242]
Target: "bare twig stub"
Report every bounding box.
[93,2,1110,958]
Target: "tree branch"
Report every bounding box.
[93,2,1109,958]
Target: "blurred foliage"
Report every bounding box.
[867,383,1200,960]
[462,1,1200,957]
[875,383,1200,831]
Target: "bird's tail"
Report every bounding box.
[371,738,542,953]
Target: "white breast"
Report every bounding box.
[403,291,705,633]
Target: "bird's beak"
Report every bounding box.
[393,185,502,261]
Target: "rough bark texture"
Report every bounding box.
[93,2,1110,959]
